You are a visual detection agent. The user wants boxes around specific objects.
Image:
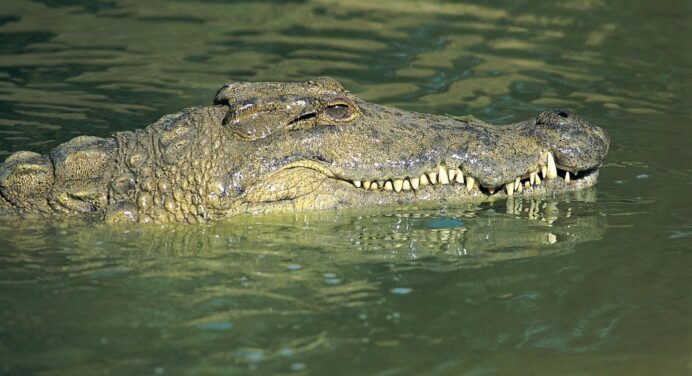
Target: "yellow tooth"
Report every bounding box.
[517,183,523,192]
[541,165,547,179]
[506,183,514,196]
[402,179,412,191]
[466,176,475,192]
[524,181,530,188]
[420,174,430,186]
[547,152,557,179]
[427,171,438,185]
[411,177,420,189]
[455,168,464,184]
[393,179,403,192]
[384,181,393,191]
[353,180,362,188]
[370,181,379,190]
[488,187,496,195]
[438,166,450,184]
[535,174,541,185]
[565,171,571,182]
[530,172,536,185]
[363,181,371,189]
[447,167,456,181]
[514,177,521,191]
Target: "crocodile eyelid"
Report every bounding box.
[321,98,359,122]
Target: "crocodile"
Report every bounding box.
[0,77,609,224]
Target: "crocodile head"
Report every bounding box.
[0,78,609,223]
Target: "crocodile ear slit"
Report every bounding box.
[286,112,318,129]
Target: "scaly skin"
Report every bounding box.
[0,78,609,224]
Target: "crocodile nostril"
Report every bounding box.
[557,110,571,118]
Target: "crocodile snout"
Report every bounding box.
[523,109,610,173]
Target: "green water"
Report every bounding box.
[0,0,691,374]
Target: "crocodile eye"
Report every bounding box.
[324,103,353,121]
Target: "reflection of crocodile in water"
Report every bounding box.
[0,194,606,267]
[0,78,609,223]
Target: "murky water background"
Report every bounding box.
[1,0,691,375]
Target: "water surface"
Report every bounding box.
[0,0,691,375]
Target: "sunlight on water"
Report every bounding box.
[1,0,691,374]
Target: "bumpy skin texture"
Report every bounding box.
[0,78,609,224]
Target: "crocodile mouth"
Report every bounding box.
[281,150,600,200]
[343,162,599,198]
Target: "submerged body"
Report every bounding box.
[0,78,609,224]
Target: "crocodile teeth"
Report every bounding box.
[466,176,475,192]
[438,166,450,184]
[420,174,430,186]
[455,168,464,184]
[411,177,420,190]
[393,179,403,192]
[349,160,577,196]
[546,152,558,179]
